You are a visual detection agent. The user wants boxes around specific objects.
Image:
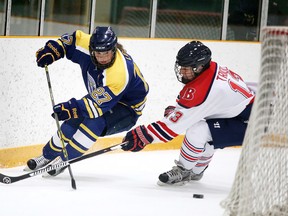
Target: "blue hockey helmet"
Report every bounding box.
[175,41,211,84]
[89,26,118,69]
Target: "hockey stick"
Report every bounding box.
[0,142,126,184]
[44,65,76,190]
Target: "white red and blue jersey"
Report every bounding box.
[58,30,149,118]
[147,61,255,143]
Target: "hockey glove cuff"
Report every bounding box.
[122,125,154,152]
[52,98,81,121]
[36,40,65,67]
[164,105,176,117]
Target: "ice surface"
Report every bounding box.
[0,148,241,216]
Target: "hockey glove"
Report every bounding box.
[36,40,64,67]
[164,105,176,117]
[122,125,154,152]
[52,98,81,121]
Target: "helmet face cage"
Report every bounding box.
[89,26,118,69]
[174,62,182,83]
[174,63,203,84]
[174,41,211,84]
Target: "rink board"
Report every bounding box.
[0,136,184,168]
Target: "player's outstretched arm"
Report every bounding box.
[122,125,154,152]
[36,40,65,67]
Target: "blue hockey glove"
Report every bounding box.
[36,40,64,67]
[164,105,176,117]
[52,98,81,121]
[122,125,154,152]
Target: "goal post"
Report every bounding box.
[221,26,288,216]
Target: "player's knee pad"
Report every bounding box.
[184,120,212,149]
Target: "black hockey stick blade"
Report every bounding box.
[67,165,77,190]
[0,160,69,184]
[0,142,127,185]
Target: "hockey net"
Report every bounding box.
[221,26,288,216]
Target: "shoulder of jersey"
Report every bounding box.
[177,61,217,108]
[73,30,91,50]
[104,50,130,96]
[60,30,91,52]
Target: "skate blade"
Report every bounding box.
[23,166,32,172]
[42,172,56,178]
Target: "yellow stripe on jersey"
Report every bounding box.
[83,98,95,118]
[134,63,149,92]
[83,97,104,118]
[93,101,103,116]
[75,30,91,53]
[59,132,70,143]
[80,124,99,140]
[132,97,147,109]
[49,139,62,152]
[68,140,87,154]
[56,131,70,143]
[131,97,147,115]
[104,50,129,96]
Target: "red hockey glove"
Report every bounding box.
[122,125,154,152]
[52,98,81,121]
[36,40,64,67]
[164,105,176,117]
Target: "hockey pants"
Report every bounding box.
[42,103,138,160]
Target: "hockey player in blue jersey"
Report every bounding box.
[25,26,149,176]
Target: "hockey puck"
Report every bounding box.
[193,194,204,199]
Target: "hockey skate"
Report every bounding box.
[42,156,67,177]
[24,155,50,171]
[157,160,204,186]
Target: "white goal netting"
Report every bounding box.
[221,26,288,216]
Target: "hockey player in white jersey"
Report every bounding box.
[122,41,255,185]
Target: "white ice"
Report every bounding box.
[0,148,241,216]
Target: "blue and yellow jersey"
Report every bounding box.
[58,30,149,118]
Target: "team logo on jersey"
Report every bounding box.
[61,33,73,45]
[214,122,220,128]
[87,72,97,93]
[182,88,196,100]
